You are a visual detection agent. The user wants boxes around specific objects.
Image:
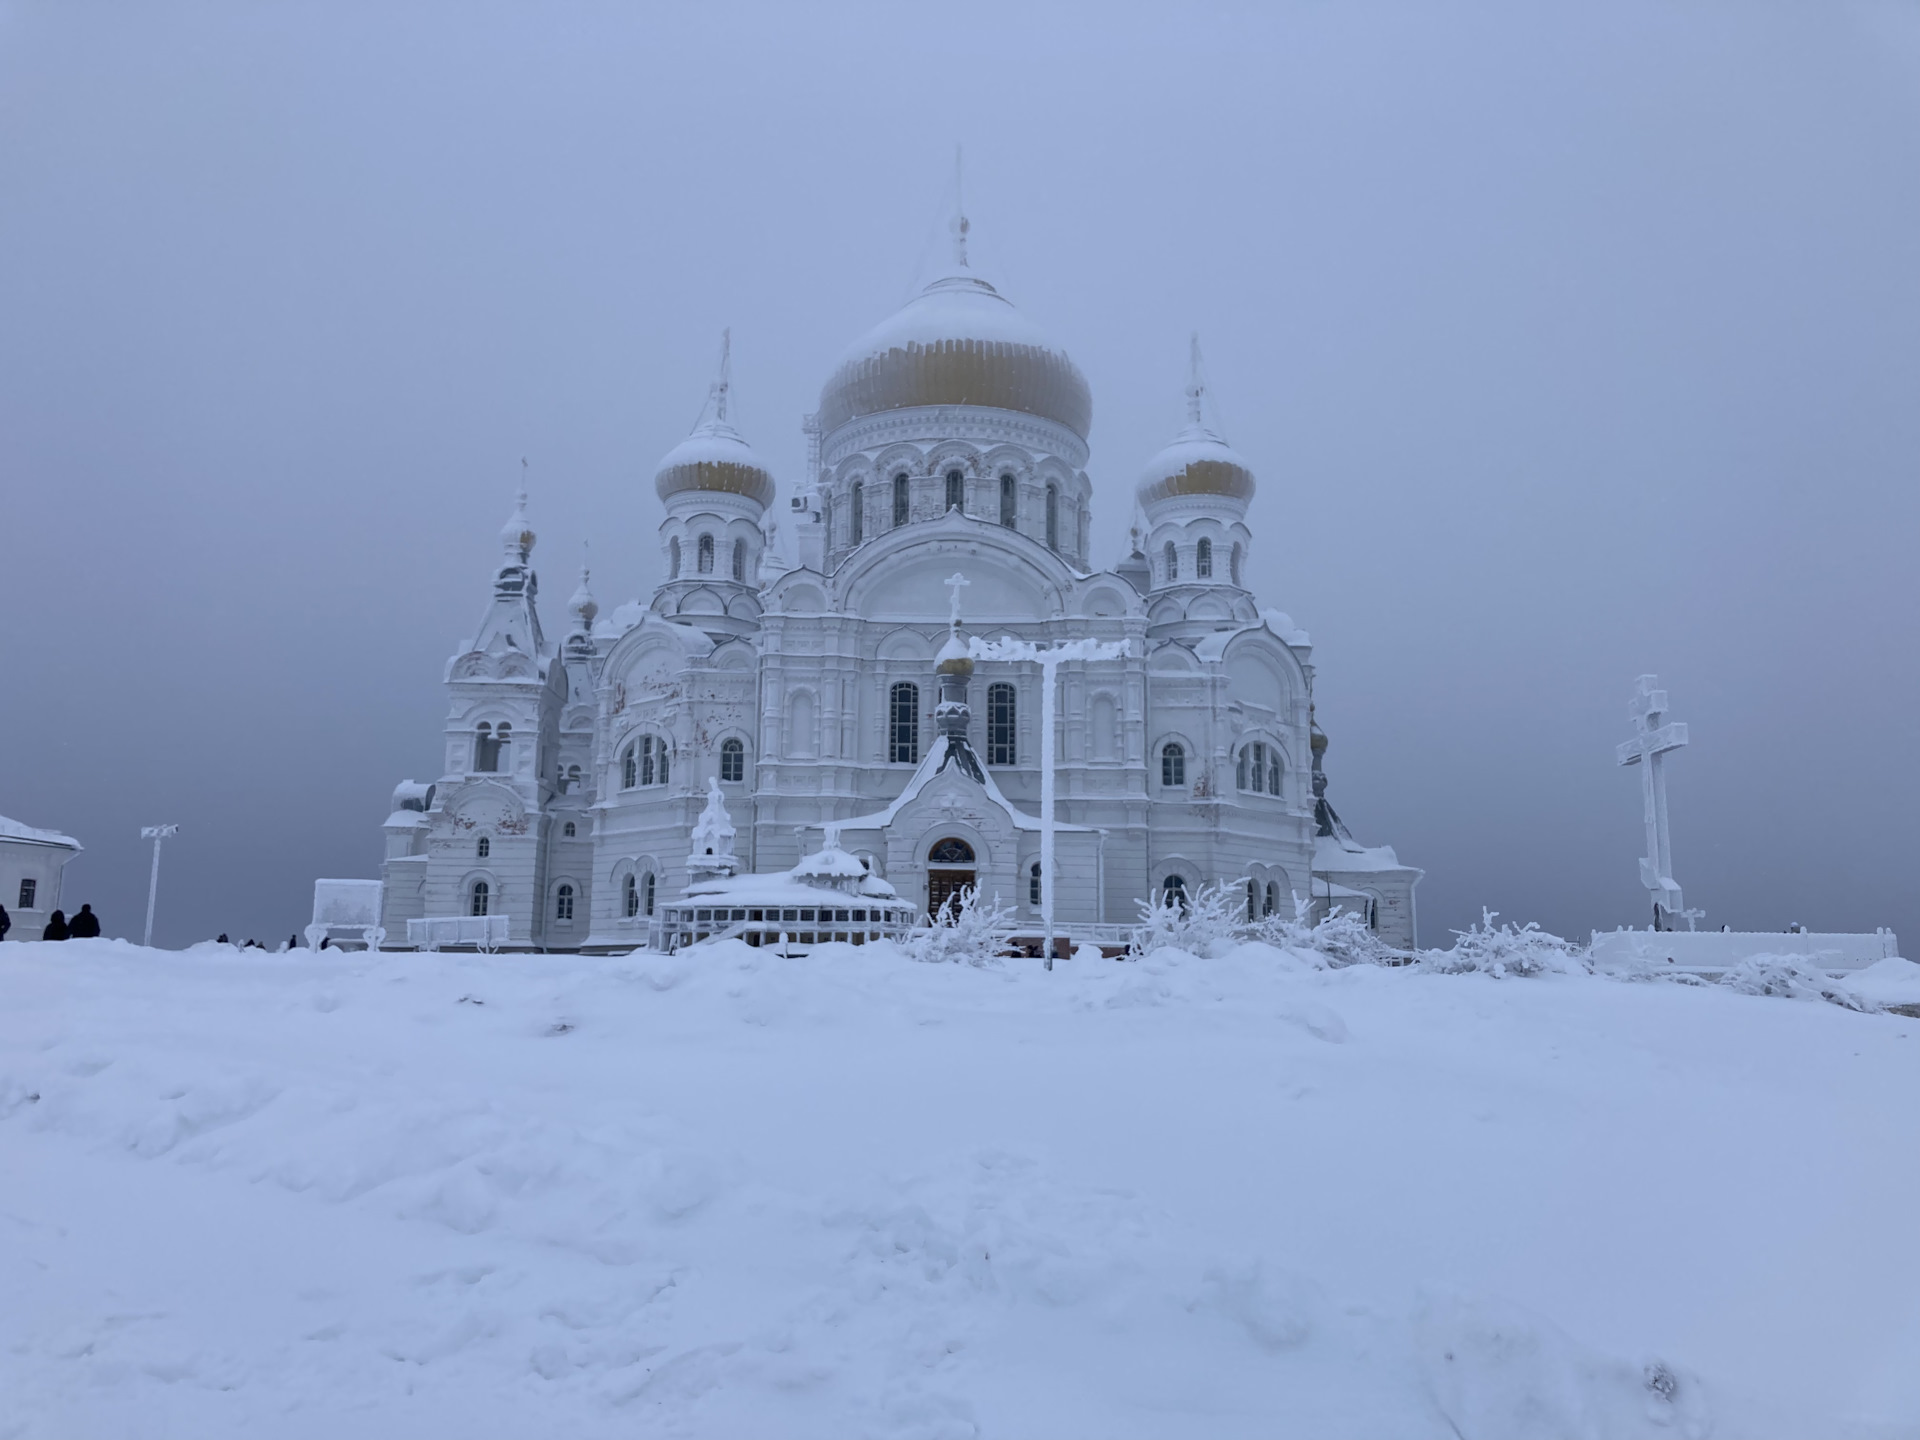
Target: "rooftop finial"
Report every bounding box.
[1185,332,1205,427]
[710,327,732,425]
[950,145,970,269]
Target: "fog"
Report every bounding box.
[3,1,1916,949]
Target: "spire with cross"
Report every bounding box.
[943,571,970,628]
[1616,675,1691,931]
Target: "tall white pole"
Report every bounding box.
[1039,655,1057,969]
[139,824,178,948]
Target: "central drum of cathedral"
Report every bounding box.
[376,212,1421,952]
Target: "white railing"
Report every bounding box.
[407,915,511,951]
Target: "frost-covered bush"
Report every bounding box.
[906,886,1014,967]
[1420,909,1584,978]
[1249,893,1410,968]
[1718,955,1878,1011]
[1131,882,1245,959]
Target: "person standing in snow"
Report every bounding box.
[0,903,10,942]
[67,905,100,938]
[42,910,69,941]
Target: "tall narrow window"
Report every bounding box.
[495,723,511,771]
[640,735,655,787]
[1248,742,1266,793]
[1247,879,1259,921]
[564,763,581,793]
[474,723,499,772]
[1265,881,1279,917]
[1161,742,1186,788]
[555,884,574,921]
[476,836,490,858]
[622,742,638,789]
[986,682,1016,765]
[697,534,714,574]
[470,880,490,917]
[945,469,964,513]
[1164,542,1178,582]
[1045,484,1059,550]
[17,878,35,909]
[1196,537,1213,578]
[732,538,746,582]
[999,473,1016,527]
[821,495,833,550]
[1236,748,1249,791]
[669,537,681,578]
[851,482,864,544]
[623,873,639,917]
[720,737,745,783]
[563,820,576,837]
[893,473,909,527]
[644,872,656,916]
[657,739,669,786]
[1162,874,1188,910]
[1030,861,1042,906]
[889,682,920,764]
[1268,752,1282,797]
[1231,542,1243,585]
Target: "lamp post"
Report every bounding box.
[139,825,178,948]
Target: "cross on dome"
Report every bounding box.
[943,571,971,627]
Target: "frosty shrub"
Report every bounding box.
[1718,955,1878,1012]
[1131,881,1245,959]
[1249,892,1410,968]
[906,886,1015,967]
[1420,909,1584,978]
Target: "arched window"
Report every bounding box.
[1268,752,1282,797]
[555,884,574,921]
[893,472,909,527]
[945,468,964,513]
[1161,742,1186,788]
[1247,879,1259,921]
[696,534,714,574]
[476,836,490,858]
[720,737,745,783]
[1162,874,1188,910]
[622,742,639,789]
[1030,861,1042,906]
[645,872,656,916]
[1196,537,1213,579]
[999,473,1016,527]
[732,538,747,582]
[669,536,681,578]
[474,722,499,772]
[565,763,582,792]
[623,873,639,917]
[656,738,669,786]
[1264,881,1279,917]
[889,682,919,764]
[986,681,1016,766]
[821,494,833,549]
[563,820,576,838]
[851,481,864,544]
[1241,742,1266,794]
[470,880,490,917]
[928,837,975,864]
[1231,542,1243,586]
[1045,483,1059,550]
[625,736,668,788]
[1164,542,1178,582]
[1236,748,1249,791]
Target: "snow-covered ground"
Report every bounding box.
[4,938,1919,1439]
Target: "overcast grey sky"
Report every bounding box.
[3,1,1916,948]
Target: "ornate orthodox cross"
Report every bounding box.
[1616,675,1690,931]
[943,572,970,627]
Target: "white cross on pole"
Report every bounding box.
[1615,676,1689,931]
[970,632,1126,967]
[943,572,970,627]
[139,824,179,948]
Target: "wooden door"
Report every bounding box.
[926,870,976,922]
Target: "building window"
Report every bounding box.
[555,884,574,922]
[1268,752,1282,796]
[1247,879,1259,921]
[821,493,833,550]
[1045,483,1059,550]
[1000,473,1016,527]
[697,533,714,574]
[889,682,920,764]
[732,538,747,582]
[1161,742,1186,788]
[851,481,864,544]
[945,469,964,513]
[17,878,35,909]
[928,837,975,864]
[622,736,669,788]
[1196,537,1212,579]
[474,722,499,772]
[1164,541,1178,582]
[476,836,490,858]
[564,763,582,793]
[1240,742,1267,793]
[623,873,639,917]
[1264,881,1279,917]
[1162,874,1188,910]
[669,536,680,578]
[470,881,490,917]
[622,743,638,789]
[645,872,656,915]
[563,820,576,838]
[1029,861,1042,906]
[986,682,1017,765]
[893,472,909,527]
[720,737,745,783]
[1231,542,1243,586]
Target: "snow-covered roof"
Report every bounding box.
[831,735,1094,835]
[791,845,869,881]
[0,815,81,851]
[1260,608,1312,648]
[678,846,903,908]
[383,811,428,829]
[1314,835,1417,875]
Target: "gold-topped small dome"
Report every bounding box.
[935,628,974,676]
[1135,335,1256,514]
[655,330,776,512]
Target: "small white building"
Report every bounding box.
[0,815,82,939]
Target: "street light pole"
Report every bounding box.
[139,825,178,947]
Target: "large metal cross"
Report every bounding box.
[1616,675,1690,931]
[943,572,971,627]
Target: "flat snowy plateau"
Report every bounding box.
[4,938,1919,1439]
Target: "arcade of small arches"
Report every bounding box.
[668,532,752,583]
[821,455,1084,568]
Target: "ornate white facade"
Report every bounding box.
[379,215,1421,951]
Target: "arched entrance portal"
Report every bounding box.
[926,837,977,921]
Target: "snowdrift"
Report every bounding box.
[3,937,1917,1438]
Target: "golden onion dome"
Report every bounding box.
[1135,337,1255,512]
[654,331,777,511]
[818,216,1091,440]
[934,628,974,676]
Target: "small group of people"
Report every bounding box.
[213,933,276,951]
[0,903,102,942]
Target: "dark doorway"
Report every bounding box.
[926,837,977,921]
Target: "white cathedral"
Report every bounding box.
[376,212,1421,952]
